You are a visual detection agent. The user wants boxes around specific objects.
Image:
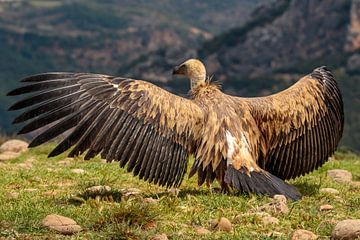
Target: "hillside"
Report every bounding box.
[1,0,360,151]
[0,0,262,131]
[199,0,360,151]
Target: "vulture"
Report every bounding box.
[7,59,344,200]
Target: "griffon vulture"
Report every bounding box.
[8,59,344,200]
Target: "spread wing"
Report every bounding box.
[244,67,344,180]
[8,73,204,187]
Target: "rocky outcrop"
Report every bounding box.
[202,0,352,77]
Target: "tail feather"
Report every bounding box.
[224,166,301,200]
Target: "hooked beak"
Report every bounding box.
[172,65,185,75]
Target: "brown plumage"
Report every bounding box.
[8,59,344,200]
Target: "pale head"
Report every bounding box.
[173,59,206,89]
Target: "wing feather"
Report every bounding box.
[9,73,203,188]
[243,67,343,179]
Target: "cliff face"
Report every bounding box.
[202,0,353,78]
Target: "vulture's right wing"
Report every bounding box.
[244,67,344,180]
[8,73,204,187]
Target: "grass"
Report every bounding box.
[0,144,359,239]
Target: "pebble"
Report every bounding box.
[121,187,141,197]
[42,214,82,235]
[142,221,157,230]
[320,204,333,211]
[85,185,111,194]
[291,229,317,240]
[258,194,289,215]
[262,216,279,226]
[70,169,86,174]
[0,139,28,153]
[7,192,19,199]
[351,181,360,187]
[143,197,159,204]
[331,219,360,240]
[17,162,33,170]
[150,233,168,240]
[210,217,232,232]
[0,151,21,161]
[23,188,38,192]
[319,188,339,194]
[195,226,210,235]
[327,169,352,183]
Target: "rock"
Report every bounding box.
[0,139,28,153]
[121,187,141,197]
[320,204,333,211]
[210,217,232,232]
[42,214,82,235]
[195,226,210,235]
[0,151,21,161]
[273,194,287,203]
[85,185,111,194]
[351,181,360,187]
[24,188,38,192]
[70,169,86,174]
[258,195,289,215]
[58,160,72,166]
[143,197,158,204]
[320,188,339,194]
[17,162,33,170]
[327,169,352,183]
[331,219,360,240]
[291,229,317,240]
[7,192,19,199]
[150,233,168,240]
[167,188,180,196]
[262,216,279,226]
[142,221,157,230]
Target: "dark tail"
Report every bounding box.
[224,166,301,200]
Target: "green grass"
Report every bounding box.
[0,144,359,239]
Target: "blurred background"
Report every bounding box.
[0,0,359,151]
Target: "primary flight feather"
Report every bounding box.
[8,59,344,200]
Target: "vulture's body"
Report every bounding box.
[8,59,344,200]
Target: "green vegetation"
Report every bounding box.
[0,144,359,239]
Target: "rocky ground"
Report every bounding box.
[0,139,359,239]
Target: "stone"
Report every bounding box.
[85,185,111,194]
[320,204,333,211]
[319,188,339,194]
[167,188,180,196]
[331,219,360,240]
[258,195,289,215]
[42,214,82,235]
[291,229,317,240]
[210,217,232,232]
[142,221,157,230]
[7,192,19,199]
[273,194,287,203]
[70,169,86,174]
[0,151,21,161]
[262,216,279,226]
[150,233,168,240]
[195,226,210,235]
[327,169,352,183]
[351,181,360,187]
[17,162,33,170]
[143,197,158,204]
[0,139,28,153]
[24,188,38,192]
[121,187,141,197]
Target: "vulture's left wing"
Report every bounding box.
[8,73,204,187]
[244,67,344,180]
